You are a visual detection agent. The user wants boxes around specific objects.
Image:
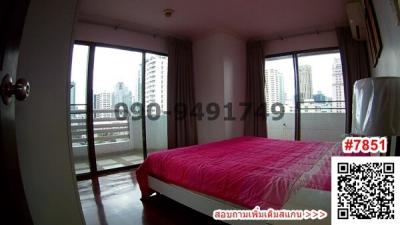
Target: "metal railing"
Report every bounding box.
[299,100,346,112]
[70,104,130,146]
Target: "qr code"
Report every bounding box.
[332,157,400,225]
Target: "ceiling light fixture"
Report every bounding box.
[163,8,174,18]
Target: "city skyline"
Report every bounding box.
[70,45,168,115]
[265,53,345,113]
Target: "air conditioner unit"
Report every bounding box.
[346,2,366,41]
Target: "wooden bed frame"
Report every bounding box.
[148,176,331,225]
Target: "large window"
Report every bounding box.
[92,46,144,171]
[265,55,295,140]
[70,44,89,174]
[298,51,345,141]
[69,42,168,176]
[265,49,345,142]
[145,53,168,154]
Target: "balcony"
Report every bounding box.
[70,105,167,174]
[267,101,346,142]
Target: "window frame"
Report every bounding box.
[71,40,168,180]
[265,47,345,141]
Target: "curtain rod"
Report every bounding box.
[264,28,337,42]
[79,18,339,43]
[77,18,188,41]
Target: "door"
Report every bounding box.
[265,55,296,140]
[92,46,145,171]
[297,51,346,142]
[0,0,33,224]
[69,43,170,177]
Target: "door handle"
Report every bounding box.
[1,74,30,105]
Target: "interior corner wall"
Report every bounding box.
[74,22,168,54]
[193,33,246,144]
[369,0,400,77]
[264,31,338,55]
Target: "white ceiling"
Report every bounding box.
[78,0,349,40]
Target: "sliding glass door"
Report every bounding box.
[265,49,346,142]
[92,46,144,171]
[70,44,90,175]
[144,53,168,153]
[265,55,295,140]
[298,51,345,141]
[69,42,168,176]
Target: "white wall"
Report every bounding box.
[193,33,246,144]
[223,36,246,139]
[16,0,85,225]
[264,31,338,55]
[75,22,168,54]
[193,34,225,143]
[370,0,400,77]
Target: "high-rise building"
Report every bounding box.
[94,92,113,118]
[70,81,76,106]
[299,65,313,101]
[134,66,142,103]
[145,54,168,114]
[313,91,327,102]
[265,68,285,112]
[332,58,345,112]
[113,82,132,107]
[332,57,345,113]
[69,81,78,120]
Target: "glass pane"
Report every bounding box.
[70,44,90,174]
[145,53,168,153]
[298,51,345,141]
[93,46,144,171]
[265,55,295,140]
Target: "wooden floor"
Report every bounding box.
[78,171,226,225]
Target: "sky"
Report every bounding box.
[70,45,89,105]
[93,47,142,95]
[71,45,142,104]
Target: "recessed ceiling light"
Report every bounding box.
[163,9,174,18]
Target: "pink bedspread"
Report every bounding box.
[136,136,360,209]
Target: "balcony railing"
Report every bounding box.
[265,100,346,141]
[299,100,345,113]
[70,104,168,157]
[70,104,130,147]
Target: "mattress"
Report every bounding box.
[136,136,364,209]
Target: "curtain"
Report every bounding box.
[244,41,267,137]
[336,27,371,134]
[167,38,198,148]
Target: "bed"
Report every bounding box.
[136,136,364,224]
